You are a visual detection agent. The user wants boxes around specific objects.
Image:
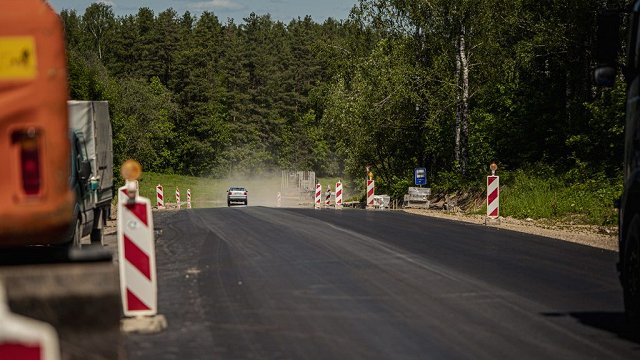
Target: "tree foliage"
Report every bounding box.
[61,1,625,187]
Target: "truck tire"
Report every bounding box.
[72,218,82,248]
[622,214,640,326]
[90,228,104,246]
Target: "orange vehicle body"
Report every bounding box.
[0,0,74,246]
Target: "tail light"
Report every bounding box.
[244,192,247,196]
[12,129,41,196]
[228,192,232,196]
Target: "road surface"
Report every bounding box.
[126,207,639,359]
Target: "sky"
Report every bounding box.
[47,0,357,23]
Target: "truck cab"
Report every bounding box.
[595,4,640,324]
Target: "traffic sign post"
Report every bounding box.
[415,168,427,186]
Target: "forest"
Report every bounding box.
[60,0,626,215]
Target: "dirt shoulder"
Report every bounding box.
[403,209,618,251]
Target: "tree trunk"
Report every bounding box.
[455,25,470,175]
[459,26,470,175]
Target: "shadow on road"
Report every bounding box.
[542,311,640,345]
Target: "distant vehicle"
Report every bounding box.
[67,101,114,247]
[0,0,75,247]
[227,187,248,207]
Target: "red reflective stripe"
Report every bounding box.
[368,188,374,197]
[125,203,148,226]
[124,235,151,280]
[488,176,497,186]
[126,289,151,311]
[0,343,41,359]
[488,188,499,204]
[157,193,163,200]
[489,208,499,217]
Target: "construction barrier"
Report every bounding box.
[176,188,181,209]
[335,182,343,209]
[186,189,192,209]
[487,176,500,219]
[315,184,322,209]
[367,180,375,209]
[325,185,331,207]
[156,185,164,208]
[118,180,138,204]
[276,192,281,208]
[117,185,158,317]
[0,281,60,360]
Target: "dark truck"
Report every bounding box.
[68,101,113,247]
[595,6,640,324]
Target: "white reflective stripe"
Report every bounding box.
[122,207,153,255]
[124,261,155,309]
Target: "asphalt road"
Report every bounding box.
[126,207,640,359]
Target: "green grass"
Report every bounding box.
[117,172,283,208]
[497,171,621,225]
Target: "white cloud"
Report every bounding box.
[188,0,244,10]
[97,0,115,6]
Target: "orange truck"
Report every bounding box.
[0,0,75,246]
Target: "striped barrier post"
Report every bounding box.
[325,185,331,207]
[335,182,343,209]
[118,180,139,204]
[156,185,164,208]
[276,192,281,208]
[117,185,158,317]
[487,175,500,220]
[367,180,375,209]
[315,184,322,209]
[0,280,61,360]
[186,189,192,209]
[176,188,181,209]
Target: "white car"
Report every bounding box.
[227,187,248,206]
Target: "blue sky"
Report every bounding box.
[47,0,357,23]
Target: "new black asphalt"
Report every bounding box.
[126,207,639,359]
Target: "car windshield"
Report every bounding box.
[229,187,245,192]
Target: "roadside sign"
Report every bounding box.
[415,168,427,186]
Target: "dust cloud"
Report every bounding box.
[198,171,314,209]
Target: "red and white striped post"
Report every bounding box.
[119,180,139,204]
[156,184,164,208]
[367,180,375,209]
[335,181,343,210]
[315,184,322,209]
[0,281,60,360]
[176,188,181,209]
[276,192,281,208]
[486,163,500,223]
[186,189,192,209]
[118,185,158,317]
[325,185,331,207]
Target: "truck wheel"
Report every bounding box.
[622,214,640,325]
[72,218,82,248]
[90,228,104,246]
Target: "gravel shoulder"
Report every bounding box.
[403,209,619,251]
